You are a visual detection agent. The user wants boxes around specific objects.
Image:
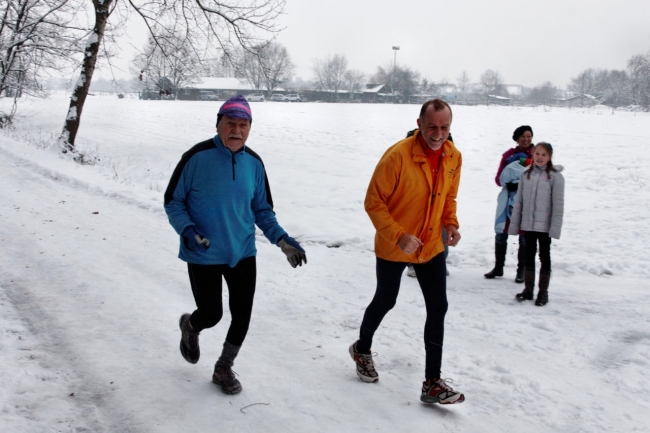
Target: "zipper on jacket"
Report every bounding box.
[231,153,236,180]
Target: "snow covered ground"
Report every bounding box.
[1,93,649,432]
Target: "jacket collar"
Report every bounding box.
[412,129,456,161]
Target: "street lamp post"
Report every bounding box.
[392,46,400,103]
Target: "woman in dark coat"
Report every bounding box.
[484,125,534,282]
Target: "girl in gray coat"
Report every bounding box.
[508,142,564,306]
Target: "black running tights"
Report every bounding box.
[187,257,256,347]
[358,253,448,379]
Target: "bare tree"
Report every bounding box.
[232,47,265,91]
[231,42,294,95]
[371,64,390,87]
[526,81,559,106]
[312,54,347,101]
[394,66,420,102]
[343,69,365,99]
[627,52,650,107]
[58,0,286,160]
[568,67,641,107]
[0,0,85,125]
[456,70,471,101]
[568,68,596,106]
[479,69,507,103]
[602,70,632,107]
[131,36,205,98]
[372,63,420,102]
[259,42,294,95]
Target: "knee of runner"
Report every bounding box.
[203,310,224,328]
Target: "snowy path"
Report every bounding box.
[1,99,649,432]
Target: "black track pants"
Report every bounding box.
[358,253,448,379]
[187,256,256,347]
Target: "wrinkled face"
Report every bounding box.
[217,116,251,152]
[533,145,551,167]
[417,106,452,150]
[516,131,533,149]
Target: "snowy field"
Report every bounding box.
[1,93,649,432]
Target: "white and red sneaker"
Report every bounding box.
[349,341,379,383]
[420,378,465,404]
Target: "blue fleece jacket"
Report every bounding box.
[164,135,287,267]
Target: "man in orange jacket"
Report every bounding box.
[349,99,464,405]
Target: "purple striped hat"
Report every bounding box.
[218,95,252,120]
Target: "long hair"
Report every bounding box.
[526,142,556,180]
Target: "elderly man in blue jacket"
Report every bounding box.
[164,95,307,395]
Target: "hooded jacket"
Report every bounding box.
[164,135,287,267]
[365,130,462,263]
[508,164,565,239]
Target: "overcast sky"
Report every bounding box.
[273,0,650,87]
[110,0,649,89]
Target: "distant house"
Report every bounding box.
[552,93,599,107]
[488,94,512,105]
[361,84,387,103]
[302,83,389,103]
[176,77,256,101]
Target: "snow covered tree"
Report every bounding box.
[526,81,559,105]
[569,68,635,107]
[231,42,294,95]
[232,46,266,91]
[479,69,507,103]
[568,69,597,106]
[58,0,285,161]
[372,63,420,102]
[131,36,205,97]
[312,54,347,101]
[394,66,420,102]
[258,42,294,95]
[456,70,471,102]
[627,52,650,108]
[0,0,84,125]
[343,69,365,99]
[602,70,632,107]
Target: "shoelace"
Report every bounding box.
[358,352,378,373]
[434,378,455,391]
[217,366,238,381]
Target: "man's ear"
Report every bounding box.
[416,118,422,129]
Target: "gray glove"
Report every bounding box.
[278,235,307,268]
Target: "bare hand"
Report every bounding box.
[398,234,424,255]
[445,226,461,247]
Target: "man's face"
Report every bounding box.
[216,115,251,152]
[417,106,452,151]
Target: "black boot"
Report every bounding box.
[484,242,507,278]
[535,270,551,306]
[213,341,243,394]
[515,246,525,283]
[516,267,535,301]
[179,313,200,364]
